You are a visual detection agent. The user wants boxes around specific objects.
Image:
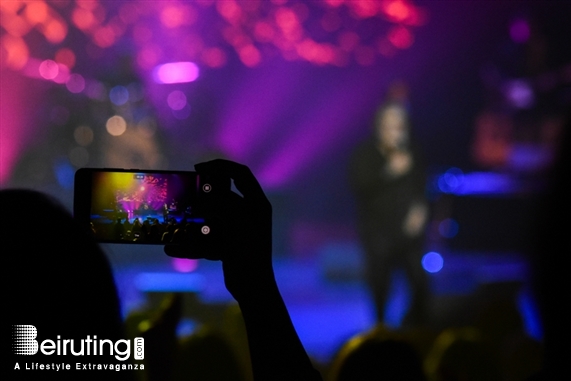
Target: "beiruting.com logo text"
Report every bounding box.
[12,325,144,372]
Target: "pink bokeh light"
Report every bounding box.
[39,59,59,80]
[172,258,199,273]
[152,62,200,84]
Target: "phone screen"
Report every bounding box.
[74,169,202,244]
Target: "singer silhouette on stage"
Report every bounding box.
[349,99,431,328]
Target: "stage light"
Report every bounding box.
[448,172,520,196]
[93,25,118,48]
[152,61,200,84]
[109,85,129,106]
[72,7,96,31]
[437,167,464,193]
[201,47,227,68]
[74,125,94,146]
[388,26,414,49]
[351,0,378,18]
[1,35,29,69]
[217,0,241,24]
[254,20,275,42]
[38,59,58,80]
[106,115,127,136]
[422,252,444,273]
[134,272,205,292]
[167,90,187,110]
[172,258,199,273]
[43,19,67,44]
[510,18,530,43]
[384,0,411,22]
[55,47,76,69]
[504,79,534,109]
[24,1,48,25]
[176,318,199,338]
[137,46,160,70]
[54,160,74,190]
[238,45,262,67]
[160,5,190,29]
[66,73,85,93]
[51,63,70,84]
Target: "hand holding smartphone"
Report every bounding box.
[73,167,229,259]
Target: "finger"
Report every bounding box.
[164,244,202,259]
[195,159,268,204]
[164,243,222,261]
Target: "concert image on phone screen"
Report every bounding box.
[88,171,201,244]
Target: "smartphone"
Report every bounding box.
[74,168,226,249]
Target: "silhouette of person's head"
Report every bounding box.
[2,189,128,380]
[330,329,427,381]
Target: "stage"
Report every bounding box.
[103,241,541,365]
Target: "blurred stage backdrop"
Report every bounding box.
[2,0,571,363]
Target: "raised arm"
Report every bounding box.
[166,159,322,381]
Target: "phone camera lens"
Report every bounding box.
[202,184,212,193]
[201,226,210,235]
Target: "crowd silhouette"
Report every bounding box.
[4,160,322,381]
[5,142,568,380]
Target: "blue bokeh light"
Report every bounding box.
[438,218,459,238]
[109,85,130,106]
[54,160,75,190]
[438,167,464,193]
[176,317,199,338]
[516,288,543,341]
[422,252,444,273]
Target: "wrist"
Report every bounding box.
[234,275,281,305]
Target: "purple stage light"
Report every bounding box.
[152,62,200,84]
[269,86,376,181]
[216,65,382,189]
[65,73,85,93]
[172,258,199,273]
[509,18,530,44]
[52,63,70,84]
[216,63,304,162]
[503,79,534,109]
[167,90,187,110]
